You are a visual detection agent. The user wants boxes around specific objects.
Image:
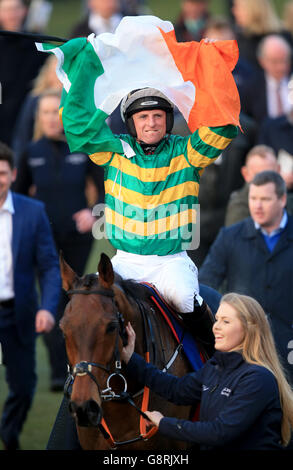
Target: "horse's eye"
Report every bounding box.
[106,322,118,334]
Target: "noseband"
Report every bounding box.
[64,287,128,401]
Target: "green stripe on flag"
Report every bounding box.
[38,38,124,156]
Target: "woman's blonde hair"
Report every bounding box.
[221,292,293,446]
[282,0,293,35]
[235,0,282,35]
[31,55,60,96]
[33,89,63,142]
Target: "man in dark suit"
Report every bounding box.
[70,0,123,39]
[0,141,61,449]
[200,170,293,385]
[240,34,292,137]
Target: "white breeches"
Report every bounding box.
[111,250,200,313]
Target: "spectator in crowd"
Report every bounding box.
[225,145,280,226]
[258,107,293,214]
[240,34,293,133]
[70,0,123,38]
[231,0,286,70]
[203,15,255,90]
[24,0,53,33]
[121,0,149,15]
[199,171,293,385]
[69,1,128,134]
[121,293,293,450]
[174,0,210,43]
[80,0,146,16]
[14,89,105,391]
[11,54,62,166]
[0,141,61,449]
[0,0,46,146]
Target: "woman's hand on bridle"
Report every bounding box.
[121,322,136,364]
[144,410,164,427]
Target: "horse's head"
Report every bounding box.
[59,252,128,428]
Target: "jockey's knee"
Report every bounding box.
[166,287,195,313]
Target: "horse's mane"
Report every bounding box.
[114,273,151,302]
[75,271,151,302]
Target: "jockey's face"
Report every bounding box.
[132,109,167,145]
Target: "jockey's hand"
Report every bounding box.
[203,38,218,44]
[35,309,55,333]
[121,322,136,364]
[72,208,95,233]
[144,411,164,427]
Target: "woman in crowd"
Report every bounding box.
[12,54,62,165]
[231,0,291,69]
[122,293,293,450]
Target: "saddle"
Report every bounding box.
[141,282,205,372]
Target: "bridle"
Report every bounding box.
[64,287,128,401]
[63,286,158,448]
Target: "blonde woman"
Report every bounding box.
[122,293,293,450]
[231,0,291,68]
[12,55,62,164]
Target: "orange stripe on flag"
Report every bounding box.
[158,28,240,131]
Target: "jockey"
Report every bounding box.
[89,87,238,356]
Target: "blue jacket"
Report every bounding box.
[12,192,61,344]
[199,216,293,384]
[126,351,283,450]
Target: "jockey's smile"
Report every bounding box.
[132,109,167,145]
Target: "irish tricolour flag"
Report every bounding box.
[36,15,240,156]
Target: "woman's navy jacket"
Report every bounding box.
[126,351,283,450]
[15,137,105,235]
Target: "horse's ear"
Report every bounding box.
[59,251,78,291]
[98,253,114,288]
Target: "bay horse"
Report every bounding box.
[58,252,210,450]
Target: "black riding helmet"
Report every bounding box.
[120,88,174,137]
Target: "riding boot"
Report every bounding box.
[180,296,215,359]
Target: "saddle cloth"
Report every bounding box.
[141,282,204,371]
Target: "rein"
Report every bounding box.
[64,286,162,448]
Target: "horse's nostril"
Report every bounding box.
[87,399,103,425]
[69,399,102,427]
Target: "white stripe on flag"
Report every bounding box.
[35,42,72,92]
[87,16,196,120]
